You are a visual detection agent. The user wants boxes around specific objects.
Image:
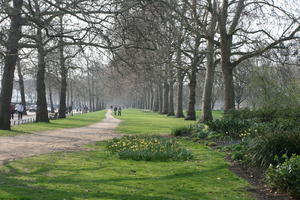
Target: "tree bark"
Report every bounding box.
[0,0,23,130]
[158,83,163,113]
[58,22,67,118]
[48,84,55,113]
[36,28,49,122]
[185,68,197,120]
[162,81,169,114]
[153,86,159,112]
[176,69,185,118]
[201,42,215,122]
[17,59,27,115]
[222,63,235,113]
[167,80,175,116]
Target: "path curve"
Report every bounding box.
[0,110,121,165]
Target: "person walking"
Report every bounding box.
[113,106,118,115]
[10,104,15,120]
[17,104,24,120]
[118,106,122,116]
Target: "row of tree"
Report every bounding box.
[0,0,299,130]
[106,0,300,121]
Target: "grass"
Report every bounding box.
[115,109,223,135]
[0,110,107,137]
[0,140,253,200]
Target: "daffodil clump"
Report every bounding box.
[106,136,193,161]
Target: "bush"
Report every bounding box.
[205,118,253,139]
[226,107,300,123]
[171,126,193,136]
[248,130,300,168]
[266,155,300,199]
[106,135,193,161]
[191,124,211,139]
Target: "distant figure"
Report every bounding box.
[110,105,113,110]
[68,105,73,115]
[10,104,15,120]
[17,104,24,120]
[113,106,118,115]
[118,106,122,116]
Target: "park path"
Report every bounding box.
[0,110,121,165]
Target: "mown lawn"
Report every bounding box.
[0,110,107,137]
[0,140,253,200]
[115,109,223,135]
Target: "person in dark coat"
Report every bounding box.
[113,106,118,115]
[118,106,122,116]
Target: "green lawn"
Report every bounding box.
[0,140,253,200]
[115,109,223,135]
[0,110,107,137]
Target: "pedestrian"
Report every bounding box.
[10,104,15,120]
[17,103,24,120]
[114,106,117,115]
[118,106,122,116]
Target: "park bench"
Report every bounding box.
[49,112,58,120]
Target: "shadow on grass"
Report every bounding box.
[0,163,226,200]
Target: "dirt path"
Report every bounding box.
[0,110,121,165]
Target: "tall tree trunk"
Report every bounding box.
[48,84,55,113]
[17,59,27,115]
[222,65,235,113]
[201,41,215,122]
[176,69,185,118]
[58,32,67,118]
[0,0,23,130]
[200,8,217,122]
[159,82,163,113]
[153,86,159,112]
[185,68,197,120]
[162,81,169,114]
[167,80,175,116]
[36,29,49,122]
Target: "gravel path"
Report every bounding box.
[0,110,121,165]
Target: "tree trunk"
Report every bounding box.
[162,81,169,114]
[153,85,159,112]
[48,84,55,113]
[58,34,67,118]
[200,40,215,122]
[17,59,27,115]
[167,80,175,116]
[36,28,49,122]
[220,27,235,113]
[159,83,163,113]
[176,69,185,118]
[222,66,235,113]
[185,68,197,120]
[0,0,23,130]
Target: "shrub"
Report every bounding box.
[226,107,300,123]
[106,135,193,161]
[171,126,193,136]
[191,124,211,139]
[205,118,253,139]
[248,130,300,168]
[266,155,300,199]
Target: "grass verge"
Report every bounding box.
[0,140,253,200]
[115,109,222,135]
[0,110,107,137]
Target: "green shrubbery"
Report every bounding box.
[172,124,215,140]
[106,135,193,161]
[206,118,253,139]
[172,107,300,197]
[248,130,300,168]
[171,126,193,136]
[266,155,300,199]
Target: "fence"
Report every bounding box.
[10,117,36,126]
